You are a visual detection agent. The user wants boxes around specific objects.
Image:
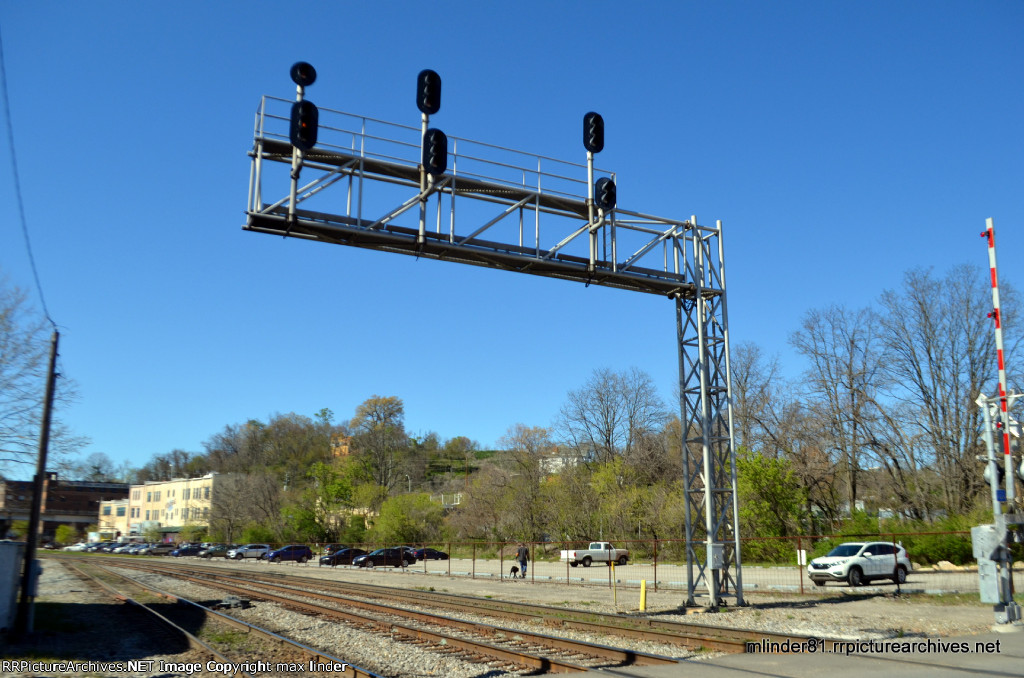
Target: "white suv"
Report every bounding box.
[227,543,270,560]
[807,541,910,587]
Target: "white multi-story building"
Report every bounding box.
[128,472,227,539]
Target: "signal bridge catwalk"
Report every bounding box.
[243,93,742,607]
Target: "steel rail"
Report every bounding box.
[138,568,592,673]
[71,561,382,678]
[183,569,678,668]
[96,558,678,672]
[58,556,818,654]
[63,562,256,678]
[168,564,804,653]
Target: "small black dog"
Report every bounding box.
[509,565,519,578]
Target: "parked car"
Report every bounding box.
[319,548,368,567]
[63,542,88,552]
[266,544,313,563]
[807,541,911,587]
[227,543,271,560]
[353,547,416,569]
[137,543,176,556]
[111,543,138,554]
[321,543,348,556]
[126,543,150,555]
[198,544,232,559]
[171,544,204,557]
[413,548,449,561]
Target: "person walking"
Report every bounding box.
[515,543,530,579]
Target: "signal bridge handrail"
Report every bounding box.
[256,95,609,203]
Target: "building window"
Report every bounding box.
[154,491,161,501]
[202,507,209,519]
[147,492,152,502]
[145,510,150,520]
[204,486,210,500]
[116,506,126,517]
[102,506,111,515]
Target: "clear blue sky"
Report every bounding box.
[1,2,1021,476]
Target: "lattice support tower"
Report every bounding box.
[243,89,743,607]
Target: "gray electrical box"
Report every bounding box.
[708,543,724,570]
[0,541,25,632]
[972,524,1002,560]
[971,524,1003,604]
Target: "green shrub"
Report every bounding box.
[741,538,797,565]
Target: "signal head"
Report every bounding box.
[423,128,448,176]
[290,100,319,151]
[595,177,616,210]
[417,69,442,115]
[583,111,604,153]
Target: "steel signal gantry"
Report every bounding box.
[243,66,743,607]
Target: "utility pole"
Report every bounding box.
[12,330,58,637]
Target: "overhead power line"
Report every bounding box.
[0,23,55,329]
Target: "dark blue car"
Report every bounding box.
[266,544,313,563]
[170,544,203,557]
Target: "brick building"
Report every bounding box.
[0,473,129,542]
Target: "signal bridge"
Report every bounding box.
[243,71,741,607]
[246,96,712,299]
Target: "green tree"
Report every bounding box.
[350,396,408,501]
[736,449,807,562]
[55,524,80,545]
[282,460,354,541]
[178,524,206,544]
[372,493,445,544]
[7,520,28,539]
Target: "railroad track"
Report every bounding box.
[91,559,679,673]
[94,556,821,654]
[66,561,381,678]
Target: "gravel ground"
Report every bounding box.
[1,557,1002,678]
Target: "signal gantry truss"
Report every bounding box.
[243,92,743,607]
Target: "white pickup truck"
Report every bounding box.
[560,541,629,567]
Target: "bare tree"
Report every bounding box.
[447,463,513,540]
[875,265,1015,515]
[729,342,786,456]
[790,305,882,515]
[0,276,84,473]
[71,452,118,481]
[497,424,553,541]
[558,367,667,463]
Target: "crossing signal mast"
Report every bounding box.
[244,65,743,608]
[973,217,1023,627]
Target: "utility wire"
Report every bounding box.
[0,23,56,330]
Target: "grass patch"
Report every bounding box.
[200,627,249,647]
[895,592,989,607]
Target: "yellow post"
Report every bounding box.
[612,562,617,609]
[640,579,647,612]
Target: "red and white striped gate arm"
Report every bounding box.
[982,217,1011,461]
